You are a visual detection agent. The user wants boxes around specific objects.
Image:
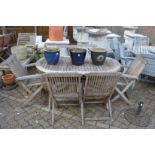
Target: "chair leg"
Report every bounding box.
[20,82,32,94]
[124,92,129,99]
[108,100,113,121]
[108,100,112,117]
[112,81,134,105]
[52,100,55,127]
[48,94,51,111]
[115,87,132,105]
[106,103,109,110]
[81,100,84,126]
[24,85,43,104]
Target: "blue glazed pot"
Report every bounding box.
[44,51,60,65]
[69,48,86,66]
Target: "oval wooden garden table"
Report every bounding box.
[36,56,122,74]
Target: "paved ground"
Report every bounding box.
[0,81,155,129]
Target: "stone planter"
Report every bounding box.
[76,27,89,44]
[87,28,109,49]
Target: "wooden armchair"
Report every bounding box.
[112,55,147,105]
[82,72,121,125]
[1,54,45,104]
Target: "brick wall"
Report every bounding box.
[137,26,155,44]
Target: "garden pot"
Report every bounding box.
[11,45,27,60]
[2,74,15,85]
[49,26,64,41]
[89,48,107,66]
[76,27,89,43]
[68,48,86,66]
[44,48,60,65]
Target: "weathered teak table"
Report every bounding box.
[36,56,122,74]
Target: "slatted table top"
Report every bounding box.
[36,57,122,74]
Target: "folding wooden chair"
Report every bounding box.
[112,55,147,105]
[1,54,45,104]
[82,72,121,126]
[45,73,83,126]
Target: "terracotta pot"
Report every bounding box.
[49,26,64,41]
[2,74,15,85]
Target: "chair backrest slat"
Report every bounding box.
[17,33,36,46]
[127,55,147,78]
[84,72,121,102]
[2,54,28,77]
[45,73,82,96]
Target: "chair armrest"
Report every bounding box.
[0,65,9,70]
[16,74,43,81]
[24,63,36,68]
[121,56,135,60]
[121,73,138,80]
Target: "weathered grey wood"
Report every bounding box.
[44,73,83,126]
[0,52,36,69]
[16,74,44,81]
[19,81,32,94]
[24,85,43,104]
[44,43,97,49]
[36,57,122,74]
[121,74,138,80]
[35,55,122,126]
[82,72,121,125]
[2,54,28,77]
[80,90,84,126]
[131,45,155,77]
[1,54,45,105]
[54,103,79,106]
[113,84,133,105]
[126,55,147,77]
[112,55,147,105]
[52,96,55,127]
[85,117,111,121]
